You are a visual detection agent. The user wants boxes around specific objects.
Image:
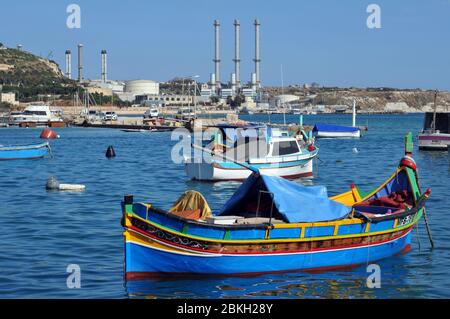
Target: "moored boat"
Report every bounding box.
[313,100,361,138]
[417,92,450,150]
[0,142,51,160]
[9,105,64,127]
[184,124,318,181]
[312,123,361,138]
[122,132,430,278]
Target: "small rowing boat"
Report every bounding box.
[0,142,51,160]
[122,132,430,278]
[313,100,361,138]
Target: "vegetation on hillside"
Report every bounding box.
[0,47,78,101]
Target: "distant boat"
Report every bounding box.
[313,100,361,138]
[418,91,450,150]
[313,124,361,138]
[9,105,64,126]
[121,128,158,133]
[0,142,51,160]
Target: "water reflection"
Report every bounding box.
[125,254,422,299]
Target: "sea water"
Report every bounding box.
[0,113,449,298]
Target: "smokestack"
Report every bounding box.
[77,44,83,83]
[65,50,72,79]
[251,72,257,92]
[253,19,261,88]
[233,19,240,88]
[210,73,216,95]
[213,20,221,93]
[101,49,107,83]
[231,73,236,96]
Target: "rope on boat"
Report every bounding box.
[46,143,54,158]
[422,208,435,249]
[415,219,421,252]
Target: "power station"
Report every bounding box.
[205,19,262,102]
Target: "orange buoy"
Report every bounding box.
[40,128,59,139]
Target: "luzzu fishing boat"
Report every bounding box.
[122,133,430,279]
[0,142,51,160]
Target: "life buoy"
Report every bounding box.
[399,155,417,171]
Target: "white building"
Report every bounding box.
[0,92,18,105]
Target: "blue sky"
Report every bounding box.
[1,0,450,90]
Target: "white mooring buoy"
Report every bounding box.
[46,176,86,192]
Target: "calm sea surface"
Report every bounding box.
[0,113,449,298]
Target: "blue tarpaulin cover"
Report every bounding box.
[219,173,351,223]
[313,124,359,133]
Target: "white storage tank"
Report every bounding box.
[124,80,159,95]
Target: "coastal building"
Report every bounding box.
[135,94,194,106]
[0,92,18,105]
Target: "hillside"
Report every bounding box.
[264,86,450,113]
[0,45,77,101]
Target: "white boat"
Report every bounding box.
[10,105,64,126]
[184,124,319,181]
[418,92,450,150]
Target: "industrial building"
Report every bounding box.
[124,80,159,96]
[135,94,193,106]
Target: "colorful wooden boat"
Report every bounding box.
[122,133,429,279]
[0,142,51,160]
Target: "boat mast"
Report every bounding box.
[281,64,286,126]
[352,99,356,127]
[432,90,438,132]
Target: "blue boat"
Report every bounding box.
[122,133,430,279]
[0,142,51,160]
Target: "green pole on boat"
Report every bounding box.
[405,132,434,248]
[299,114,303,127]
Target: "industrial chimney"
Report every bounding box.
[233,19,241,88]
[231,73,236,96]
[213,20,221,93]
[101,49,107,83]
[65,50,72,79]
[253,19,261,88]
[210,73,216,95]
[77,44,83,83]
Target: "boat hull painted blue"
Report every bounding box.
[125,231,411,276]
[0,144,49,160]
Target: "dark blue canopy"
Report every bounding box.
[219,173,350,223]
[313,124,359,133]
